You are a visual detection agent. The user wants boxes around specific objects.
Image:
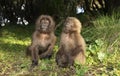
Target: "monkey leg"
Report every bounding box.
[29,46,39,68]
[71,45,86,65]
[74,51,86,65]
[68,55,74,67]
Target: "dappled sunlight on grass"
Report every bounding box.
[1,37,30,46]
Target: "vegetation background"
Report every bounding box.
[0,0,120,76]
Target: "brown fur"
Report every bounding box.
[56,17,86,67]
[26,15,56,68]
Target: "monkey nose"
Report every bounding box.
[41,25,46,29]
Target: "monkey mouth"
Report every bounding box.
[39,27,47,31]
[42,28,47,31]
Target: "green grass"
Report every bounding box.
[83,12,120,76]
[0,12,120,76]
[0,25,76,76]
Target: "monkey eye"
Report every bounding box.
[45,20,49,24]
[65,22,74,27]
[41,19,49,23]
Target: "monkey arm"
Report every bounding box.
[40,36,56,59]
[56,45,74,67]
[27,44,39,70]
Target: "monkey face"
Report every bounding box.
[40,19,50,31]
[36,15,55,33]
[65,21,74,30]
[63,18,79,33]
